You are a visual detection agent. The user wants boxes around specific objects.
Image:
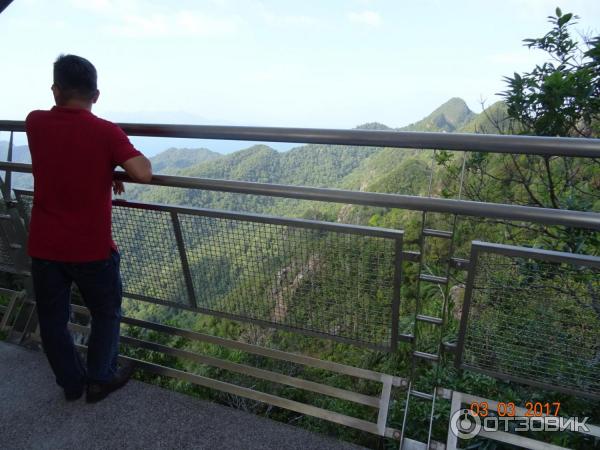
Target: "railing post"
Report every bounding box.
[390,236,402,351]
[2,131,13,201]
[170,211,198,308]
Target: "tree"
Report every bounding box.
[501,8,599,137]
[445,8,600,254]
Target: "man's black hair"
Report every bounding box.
[53,54,98,101]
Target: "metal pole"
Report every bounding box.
[1,120,600,157]
[391,237,403,350]
[3,162,600,230]
[170,211,198,308]
[2,131,13,200]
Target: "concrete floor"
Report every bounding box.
[0,341,364,450]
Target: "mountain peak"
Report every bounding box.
[355,122,391,131]
[400,97,475,133]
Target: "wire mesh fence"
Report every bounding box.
[10,192,404,349]
[456,242,600,399]
[176,212,401,349]
[112,205,189,306]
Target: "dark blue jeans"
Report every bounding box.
[31,249,122,392]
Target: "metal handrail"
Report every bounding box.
[3,161,600,230]
[2,119,600,157]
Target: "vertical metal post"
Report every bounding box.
[454,243,480,367]
[2,131,13,201]
[376,375,393,436]
[390,236,403,351]
[445,391,462,450]
[170,211,198,308]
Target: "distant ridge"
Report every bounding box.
[151,147,221,174]
[351,98,510,135]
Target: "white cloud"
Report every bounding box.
[251,1,318,27]
[109,13,168,37]
[69,0,137,13]
[107,11,240,37]
[347,10,382,27]
[261,12,318,27]
[69,0,239,38]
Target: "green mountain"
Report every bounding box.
[150,147,221,174]
[458,101,514,134]
[127,143,382,215]
[355,122,392,130]
[400,97,476,132]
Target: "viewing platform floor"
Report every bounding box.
[0,342,362,450]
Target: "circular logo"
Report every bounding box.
[450,408,482,440]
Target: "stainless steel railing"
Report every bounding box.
[2,120,600,449]
[1,161,599,230]
[2,119,600,157]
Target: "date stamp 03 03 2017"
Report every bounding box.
[450,401,592,440]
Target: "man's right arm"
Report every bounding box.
[122,155,152,183]
[108,123,153,183]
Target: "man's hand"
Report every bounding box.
[112,180,125,195]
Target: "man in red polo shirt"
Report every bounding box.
[26,54,152,402]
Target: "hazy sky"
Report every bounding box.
[1,0,599,149]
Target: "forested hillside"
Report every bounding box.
[149,147,221,174]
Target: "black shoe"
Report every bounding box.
[86,363,135,404]
[64,386,84,401]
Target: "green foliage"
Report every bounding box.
[501,9,599,137]
[444,8,600,255]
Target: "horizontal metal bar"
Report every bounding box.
[122,292,397,352]
[409,390,434,400]
[74,343,402,439]
[419,274,448,284]
[120,334,382,408]
[415,314,443,325]
[6,164,600,231]
[114,199,404,239]
[422,228,453,238]
[449,257,469,270]
[115,313,407,386]
[2,120,600,157]
[69,321,383,408]
[472,240,600,268]
[412,351,440,362]
[0,287,20,297]
[70,306,408,386]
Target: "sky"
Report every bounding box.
[1,0,599,154]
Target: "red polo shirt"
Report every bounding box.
[25,106,142,262]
